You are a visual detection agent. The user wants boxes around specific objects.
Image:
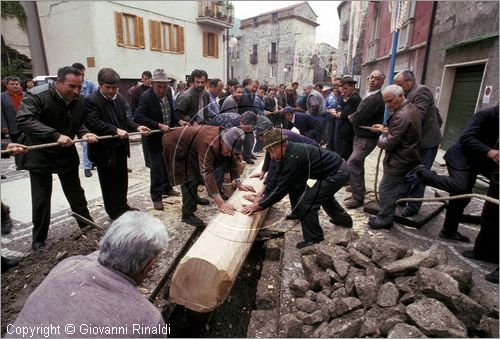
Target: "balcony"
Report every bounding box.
[197,0,234,30]
[250,53,258,65]
[268,52,277,63]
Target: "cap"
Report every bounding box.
[240,111,257,126]
[255,116,274,136]
[221,127,245,154]
[282,106,295,114]
[341,76,357,85]
[152,69,169,82]
[263,128,288,149]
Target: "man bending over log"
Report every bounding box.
[163,126,256,228]
[242,128,352,249]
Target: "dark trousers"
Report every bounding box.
[473,171,499,263]
[141,136,150,168]
[375,173,406,224]
[148,147,172,203]
[243,132,254,160]
[421,166,478,234]
[29,168,92,243]
[181,177,202,216]
[347,137,378,202]
[96,152,128,218]
[290,161,350,242]
[401,146,438,213]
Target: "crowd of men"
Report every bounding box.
[1,64,498,336]
[1,66,498,283]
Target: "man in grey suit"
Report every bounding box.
[394,69,442,217]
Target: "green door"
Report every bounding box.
[442,64,485,149]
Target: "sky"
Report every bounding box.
[233,1,340,48]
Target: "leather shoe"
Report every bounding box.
[250,154,258,160]
[124,205,139,212]
[244,158,255,164]
[485,267,499,284]
[296,240,322,249]
[439,230,470,243]
[164,188,180,197]
[153,201,164,210]
[285,212,300,220]
[84,169,92,178]
[182,214,207,228]
[344,198,363,209]
[194,197,210,205]
[401,207,418,218]
[1,257,19,273]
[32,241,46,251]
[329,213,353,228]
[368,218,393,230]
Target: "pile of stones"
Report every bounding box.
[280,229,499,338]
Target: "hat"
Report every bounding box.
[321,86,331,92]
[255,116,274,136]
[285,85,294,90]
[221,127,245,154]
[152,69,169,82]
[240,111,257,126]
[282,106,295,114]
[263,129,288,149]
[341,76,357,85]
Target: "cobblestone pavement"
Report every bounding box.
[1,138,497,303]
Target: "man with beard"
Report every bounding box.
[175,69,211,125]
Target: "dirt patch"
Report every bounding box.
[1,224,105,334]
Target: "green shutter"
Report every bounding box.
[442,64,485,149]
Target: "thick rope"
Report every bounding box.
[0,129,168,155]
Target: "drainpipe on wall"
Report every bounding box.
[421,1,437,84]
[20,1,48,76]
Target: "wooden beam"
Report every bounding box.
[169,162,268,313]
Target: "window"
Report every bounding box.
[150,20,184,53]
[397,1,416,50]
[114,12,145,48]
[272,13,278,24]
[271,42,277,54]
[270,65,276,78]
[203,31,219,58]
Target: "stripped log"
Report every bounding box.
[169,161,269,312]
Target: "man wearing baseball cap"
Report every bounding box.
[163,126,255,227]
[242,129,352,249]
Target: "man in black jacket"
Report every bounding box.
[242,129,352,249]
[332,77,362,160]
[344,70,386,208]
[417,105,499,244]
[174,69,210,124]
[134,69,187,210]
[282,107,322,142]
[16,66,98,251]
[85,68,151,219]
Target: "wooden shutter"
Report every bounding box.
[115,12,124,46]
[168,24,174,51]
[214,32,219,58]
[137,16,145,48]
[203,31,208,57]
[149,20,155,49]
[179,26,185,53]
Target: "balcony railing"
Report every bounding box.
[268,52,277,63]
[197,0,234,29]
[250,53,258,65]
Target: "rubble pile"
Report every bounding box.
[280,229,499,338]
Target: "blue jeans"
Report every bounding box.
[82,143,92,170]
[401,146,438,213]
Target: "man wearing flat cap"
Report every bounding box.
[163,126,255,227]
[242,129,352,249]
[330,76,361,160]
[134,69,188,211]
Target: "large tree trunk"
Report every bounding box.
[169,162,268,313]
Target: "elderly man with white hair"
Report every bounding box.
[7,212,169,338]
[367,84,421,230]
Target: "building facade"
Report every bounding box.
[233,1,318,85]
[34,1,233,87]
[336,1,368,81]
[424,1,499,149]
